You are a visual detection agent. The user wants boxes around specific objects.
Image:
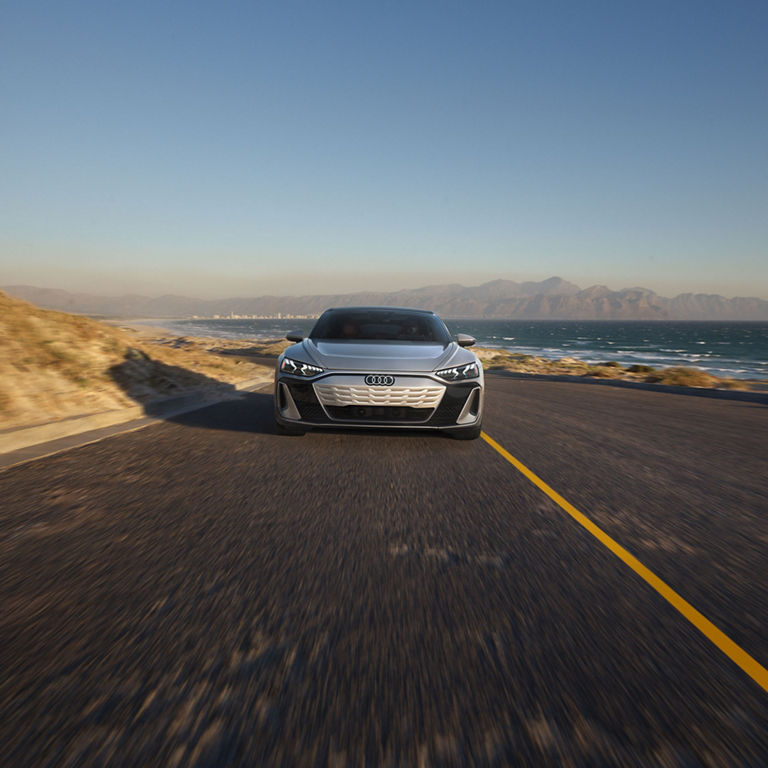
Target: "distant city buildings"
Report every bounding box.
[199,312,318,320]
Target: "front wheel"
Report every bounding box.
[450,423,482,440]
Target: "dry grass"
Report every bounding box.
[0,291,272,429]
[644,367,719,387]
[583,365,623,378]
[716,378,750,390]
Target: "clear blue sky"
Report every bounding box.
[1,0,766,298]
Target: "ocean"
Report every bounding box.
[152,318,768,381]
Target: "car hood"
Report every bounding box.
[302,339,460,372]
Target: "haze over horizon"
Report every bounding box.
[3,274,768,303]
[2,270,768,303]
[2,1,766,300]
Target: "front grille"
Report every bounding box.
[326,406,433,422]
[315,383,444,409]
[281,376,480,428]
[296,402,326,420]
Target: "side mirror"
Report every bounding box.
[286,331,304,343]
[456,333,476,347]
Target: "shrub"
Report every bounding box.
[125,347,151,361]
[41,340,75,364]
[627,364,655,373]
[645,367,717,387]
[102,338,123,355]
[717,378,749,391]
[584,366,619,378]
[597,361,622,368]
[484,352,533,370]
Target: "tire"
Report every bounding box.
[450,423,482,440]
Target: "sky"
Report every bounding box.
[1,0,766,299]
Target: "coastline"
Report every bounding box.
[109,316,768,383]
[105,318,766,393]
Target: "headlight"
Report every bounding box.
[435,362,479,381]
[280,358,323,377]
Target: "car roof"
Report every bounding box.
[322,306,436,315]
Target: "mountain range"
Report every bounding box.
[3,278,768,320]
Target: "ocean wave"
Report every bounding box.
[709,368,749,375]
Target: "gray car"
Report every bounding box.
[274,306,484,439]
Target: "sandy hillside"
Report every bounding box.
[0,292,272,430]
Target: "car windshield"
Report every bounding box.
[310,309,451,344]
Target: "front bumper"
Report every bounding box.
[274,372,482,430]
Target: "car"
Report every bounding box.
[273,306,484,439]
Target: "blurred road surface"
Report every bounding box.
[1,374,766,766]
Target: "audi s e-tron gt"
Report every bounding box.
[274,307,484,439]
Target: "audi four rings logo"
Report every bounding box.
[365,375,395,386]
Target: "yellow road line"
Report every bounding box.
[481,431,768,694]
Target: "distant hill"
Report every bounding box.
[3,278,768,320]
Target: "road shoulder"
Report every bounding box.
[0,378,273,471]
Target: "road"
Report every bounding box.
[1,373,767,766]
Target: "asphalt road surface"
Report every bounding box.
[1,374,767,766]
